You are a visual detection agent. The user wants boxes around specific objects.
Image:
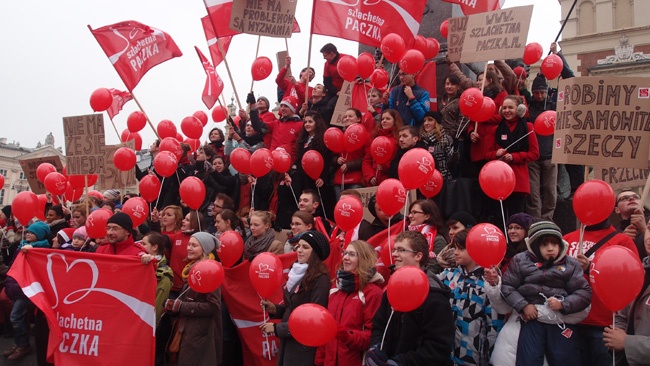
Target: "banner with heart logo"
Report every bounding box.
[8,249,156,366]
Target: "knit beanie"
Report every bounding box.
[280,96,300,114]
[513,66,527,78]
[448,211,477,229]
[58,228,76,243]
[531,73,548,92]
[103,189,121,202]
[192,232,219,255]
[26,221,51,241]
[1,205,11,219]
[294,230,330,261]
[257,96,270,110]
[73,226,88,240]
[424,111,443,122]
[107,212,133,230]
[525,221,567,265]
[506,213,535,233]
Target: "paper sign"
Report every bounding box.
[95,141,138,191]
[230,0,298,38]
[594,159,650,190]
[19,156,64,194]
[330,81,354,127]
[354,186,416,222]
[460,5,533,63]
[552,77,650,169]
[447,16,468,62]
[63,114,106,175]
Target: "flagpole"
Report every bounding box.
[216,38,243,110]
[107,116,123,142]
[131,93,161,140]
[250,36,262,93]
[305,2,316,106]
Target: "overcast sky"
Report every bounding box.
[0,0,560,150]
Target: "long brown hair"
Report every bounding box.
[301,251,329,292]
[374,109,403,140]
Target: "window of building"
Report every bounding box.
[0,169,6,177]
[19,172,25,180]
[0,189,4,205]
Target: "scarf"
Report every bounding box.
[182,259,198,280]
[244,229,276,260]
[336,270,359,293]
[287,263,308,292]
[495,118,529,152]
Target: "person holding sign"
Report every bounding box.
[388,71,430,127]
[276,56,314,104]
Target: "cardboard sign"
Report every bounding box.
[95,141,138,191]
[230,0,298,38]
[276,50,291,77]
[594,160,650,190]
[460,5,533,63]
[552,77,650,169]
[19,156,64,194]
[330,81,354,127]
[63,114,106,175]
[354,186,416,222]
[447,16,468,63]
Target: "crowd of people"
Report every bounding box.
[0,41,648,366]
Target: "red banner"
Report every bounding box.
[222,253,297,366]
[201,16,233,67]
[89,21,183,91]
[106,88,133,120]
[195,46,225,109]
[442,0,504,15]
[311,0,428,48]
[203,0,300,38]
[416,62,438,111]
[7,249,156,366]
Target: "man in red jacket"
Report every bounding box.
[97,212,147,256]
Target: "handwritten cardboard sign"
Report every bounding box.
[95,141,138,191]
[330,81,354,127]
[19,156,64,194]
[354,186,415,222]
[460,5,533,63]
[63,114,106,175]
[552,77,650,169]
[594,161,650,190]
[447,16,467,63]
[230,0,298,38]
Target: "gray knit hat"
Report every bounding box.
[192,232,219,255]
[525,221,567,264]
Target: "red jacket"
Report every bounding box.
[95,236,146,256]
[362,129,397,186]
[564,225,639,326]
[164,230,188,291]
[323,54,349,94]
[275,66,313,103]
[265,117,303,161]
[316,281,384,366]
[259,110,278,149]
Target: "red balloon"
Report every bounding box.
[466,223,507,268]
[271,148,291,174]
[324,127,345,153]
[399,49,425,75]
[572,180,615,226]
[36,194,47,221]
[139,175,162,203]
[127,111,147,133]
[534,110,556,136]
[181,116,203,139]
[357,52,375,79]
[425,38,440,59]
[289,304,337,347]
[380,33,406,63]
[179,177,206,210]
[114,147,137,171]
[413,36,428,56]
[419,170,444,198]
[541,54,564,80]
[157,119,177,139]
[175,132,184,142]
[471,96,496,122]
[460,0,501,15]
[459,88,485,117]
[387,266,430,312]
[159,137,183,160]
[212,106,228,122]
[398,148,435,189]
[334,196,364,232]
[121,197,149,227]
[337,55,358,82]
[184,138,201,152]
[249,252,284,298]
[230,148,252,175]
[440,19,449,38]
[193,110,209,127]
[188,260,224,293]
[86,208,113,238]
[36,163,57,183]
[523,42,544,65]
[249,148,274,178]
[87,190,104,200]
[89,88,112,112]
[64,182,83,203]
[44,172,67,195]
[154,151,179,178]
[376,179,407,217]
[479,160,516,200]
[12,191,39,225]
[370,136,395,165]
[301,150,324,181]
[343,124,368,152]
[121,129,143,151]
[590,246,645,312]
[217,231,244,268]
[369,69,389,89]
[0,175,3,190]
[251,56,273,81]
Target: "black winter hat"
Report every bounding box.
[1,205,11,219]
[295,230,330,261]
[532,73,549,92]
[107,212,133,230]
[423,111,443,122]
[448,211,477,229]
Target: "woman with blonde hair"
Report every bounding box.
[316,240,384,365]
[243,210,283,260]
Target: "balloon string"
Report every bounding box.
[612,312,616,366]
[317,186,328,221]
[402,191,410,232]
[154,177,165,210]
[504,130,533,151]
[251,180,256,210]
[380,309,395,352]
[499,200,507,238]
[388,216,393,265]
[578,224,586,256]
[196,210,202,233]
[260,294,272,361]
[288,182,299,208]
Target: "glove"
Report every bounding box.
[335,325,351,343]
[246,92,256,105]
[164,298,182,313]
[365,345,389,366]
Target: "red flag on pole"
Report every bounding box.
[195,46,225,109]
[203,0,301,38]
[200,16,233,67]
[7,249,156,366]
[311,0,428,47]
[106,88,133,119]
[89,21,183,91]
[442,0,504,14]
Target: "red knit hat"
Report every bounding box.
[280,96,300,114]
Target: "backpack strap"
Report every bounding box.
[584,231,619,258]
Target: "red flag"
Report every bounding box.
[442,0,504,14]
[89,21,183,91]
[200,16,233,67]
[416,62,438,111]
[203,0,301,38]
[311,0,427,48]
[8,249,156,366]
[195,46,225,109]
[106,88,133,119]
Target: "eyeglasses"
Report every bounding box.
[391,247,419,254]
[617,194,640,203]
[409,210,425,215]
[342,251,358,258]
